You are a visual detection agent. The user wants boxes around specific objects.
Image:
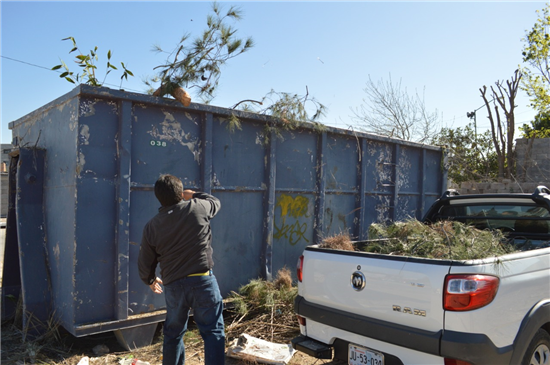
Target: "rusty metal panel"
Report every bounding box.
[1,151,20,320]
[7,85,446,338]
[131,104,202,186]
[15,148,50,334]
[212,191,265,294]
[323,133,361,239]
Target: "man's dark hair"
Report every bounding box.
[154,174,184,207]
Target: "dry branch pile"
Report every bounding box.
[224,267,299,345]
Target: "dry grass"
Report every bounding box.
[318,232,354,251]
[1,307,70,364]
[228,351,260,365]
[273,266,293,290]
[1,315,163,365]
[2,268,300,365]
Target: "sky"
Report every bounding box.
[0,1,546,145]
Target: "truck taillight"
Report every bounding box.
[444,274,499,311]
[297,255,304,282]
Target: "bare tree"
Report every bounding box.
[351,75,440,143]
[479,69,522,179]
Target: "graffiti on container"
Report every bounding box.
[273,194,310,246]
[274,220,309,246]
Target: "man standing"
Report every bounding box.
[138,174,225,365]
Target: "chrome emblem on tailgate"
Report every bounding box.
[351,271,366,291]
[393,305,426,317]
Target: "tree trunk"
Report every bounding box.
[479,70,522,179]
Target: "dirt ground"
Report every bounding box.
[1,225,344,365]
[1,316,345,365]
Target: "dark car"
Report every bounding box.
[423,185,550,250]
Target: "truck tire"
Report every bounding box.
[522,329,550,365]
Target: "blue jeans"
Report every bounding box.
[163,273,225,365]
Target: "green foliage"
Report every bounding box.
[226,114,243,133]
[522,5,550,112]
[232,278,297,316]
[263,89,327,129]
[520,110,550,138]
[147,2,328,137]
[149,1,254,102]
[230,88,327,139]
[52,37,133,87]
[432,122,498,184]
[365,219,514,260]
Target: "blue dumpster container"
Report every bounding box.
[5,85,446,347]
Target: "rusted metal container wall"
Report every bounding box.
[8,85,446,339]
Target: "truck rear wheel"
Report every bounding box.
[523,329,550,365]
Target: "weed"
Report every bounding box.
[52,37,133,88]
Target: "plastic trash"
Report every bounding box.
[118,359,150,365]
[226,333,296,365]
[77,357,90,365]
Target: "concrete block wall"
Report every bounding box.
[458,138,550,195]
[516,138,550,185]
[458,179,543,194]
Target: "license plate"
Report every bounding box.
[348,344,384,365]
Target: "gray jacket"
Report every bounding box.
[138,192,220,286]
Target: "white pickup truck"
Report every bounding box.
[292,186,550,365]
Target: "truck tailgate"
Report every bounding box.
[301,247,452,333]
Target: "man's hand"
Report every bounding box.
[149,277,163,294]
[183,189,194,201]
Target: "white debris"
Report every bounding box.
[118,359,150,365]
[77,357,90,365]
[226,333,296,365]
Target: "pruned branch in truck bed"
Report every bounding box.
[350,219,517,260]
